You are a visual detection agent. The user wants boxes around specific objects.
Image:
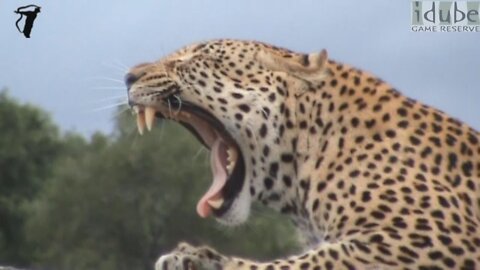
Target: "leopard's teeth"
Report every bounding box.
[225,147,238,175]
[226,163,234,174]
[136,112,145,135]
[133,106,140,114]
[145,107,156,131]
[207,198,224,209]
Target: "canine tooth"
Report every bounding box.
[225,147,238,175]
[145,107,156,131]
[133,106,140,114]
[207,198,224,209]
[136,113,145,135]
[226,163,233,174]
[228,147,237,163]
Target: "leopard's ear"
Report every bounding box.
[255,49,329,83]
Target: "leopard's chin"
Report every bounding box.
[131,96,250,224]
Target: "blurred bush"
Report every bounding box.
[0,90,298,270]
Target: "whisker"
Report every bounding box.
[101,61,128,74]
[89,95,127,104]
[85,76,125,84]
[193,146,207,160]
[167,99,172,118]
[88,101,128,112]
[90,86,126,90]
[113,58,130,71]
[112,106,130,119]
[173,94,182,115]
[260,107,268,119]
[245,119,258,148]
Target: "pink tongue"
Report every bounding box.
[196,139,227,218]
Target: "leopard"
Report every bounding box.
[125,39,480,270]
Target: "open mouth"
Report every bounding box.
[132,96,245,218]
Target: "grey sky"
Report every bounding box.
[1,0,479,136]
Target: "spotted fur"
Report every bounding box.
[126,40,480,270]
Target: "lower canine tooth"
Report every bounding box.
[145,107,156,131]
[136,113,145,135]
[207,198,224,209]
[227,147,238,163]
[226,163,233,174]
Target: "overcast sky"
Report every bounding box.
[1,0,479,137]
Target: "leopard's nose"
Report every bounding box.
[124,72,140,91]
[124,63,151,91]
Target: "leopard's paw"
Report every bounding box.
[155,242,229,270]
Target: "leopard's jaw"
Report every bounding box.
[130,103,250,224]
[214,182,251,226]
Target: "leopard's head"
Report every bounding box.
[126,39,328,225]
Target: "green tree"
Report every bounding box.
[0,90,61,265]
[26,109,298,270]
